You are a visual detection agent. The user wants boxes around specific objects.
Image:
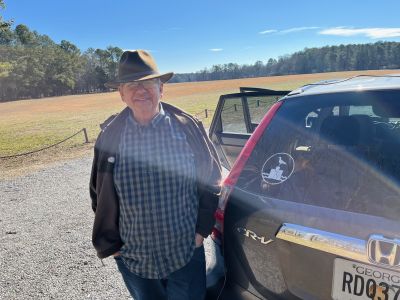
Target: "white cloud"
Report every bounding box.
[259,29,277,35]
[280,26,320,34]
[319,27,400,39]
[259,27,319,35]
[209,48,223,52]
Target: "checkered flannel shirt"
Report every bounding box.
[113,105,198,279]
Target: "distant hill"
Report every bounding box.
[170,41,400,83]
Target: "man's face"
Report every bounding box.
[119,78,163,122]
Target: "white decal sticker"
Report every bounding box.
[261,153,295,185]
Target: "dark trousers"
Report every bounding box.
[115,245,206,300]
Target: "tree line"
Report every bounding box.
[170,42,400,83]
[0,1,123,101]
[1,0,400,101]
[0,26,123,101]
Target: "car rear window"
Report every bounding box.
[236,90,400,219]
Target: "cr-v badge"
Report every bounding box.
[237,227,273,245]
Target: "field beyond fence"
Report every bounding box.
[1,70,399,178]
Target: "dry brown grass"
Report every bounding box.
[164,69,400,97]
[1,69,399,178]
[1,69,397,117]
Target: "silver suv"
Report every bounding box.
[206,76,400,300]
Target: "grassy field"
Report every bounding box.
[0,69,398,177]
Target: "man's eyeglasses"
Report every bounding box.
[123,78,160,90]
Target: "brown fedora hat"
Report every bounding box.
[105,50,174,88]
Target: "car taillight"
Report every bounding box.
[212,101,283,244]
[212,185,233,242]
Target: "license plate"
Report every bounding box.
[332,258,400,300]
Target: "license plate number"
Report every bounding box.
[332,258,400,300]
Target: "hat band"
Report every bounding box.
[119,71,159,81]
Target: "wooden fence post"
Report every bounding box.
[205,109,208,118]
[83,128,89,143]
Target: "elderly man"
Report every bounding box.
[89,50,221,300]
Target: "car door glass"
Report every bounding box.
[349,105,377,116]
[221,97,247,133]
[247,95,280,127]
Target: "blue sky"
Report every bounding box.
[2,0,400,73]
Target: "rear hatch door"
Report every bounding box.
[222,90,400,299]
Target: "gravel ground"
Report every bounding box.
[0,155,216,300]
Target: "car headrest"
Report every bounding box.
[320,116,360,146]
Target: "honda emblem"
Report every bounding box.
[367,235,400,269]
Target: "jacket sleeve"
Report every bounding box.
[90,115,115,213]
[89,137,101,213]
[195,121,222,238]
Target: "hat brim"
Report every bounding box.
[105,72,174,89]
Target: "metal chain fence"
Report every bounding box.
[194,109,214,120]
[0,128,89,160]
[1,108,217,159]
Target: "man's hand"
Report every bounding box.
[112,251,121,257]
[195,233,204,247]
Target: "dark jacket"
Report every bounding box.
[90,102,222,259]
